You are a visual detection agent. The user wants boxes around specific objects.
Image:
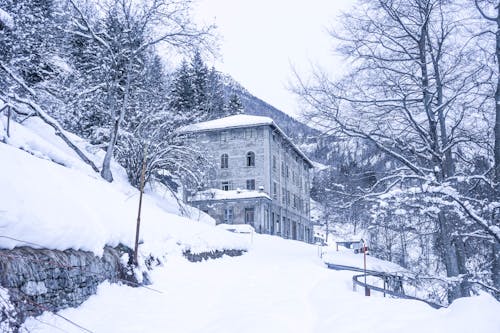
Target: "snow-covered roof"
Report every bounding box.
[189,188,271,202]
[180,114,314,168]
[180,114,273,132]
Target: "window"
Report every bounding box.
[286,190,290,205]
[286,165,289,178]
[224,208,233,224]
[221,181,231,191]
[245,129,254,138]
[272,155,277,171]
[220,131,229,142]
[246,179,256,190]
[246,151,255,167]
[245,207,255,224]
[282,187,286,204]
[293,194,298,209]
[221,154,228,169]
[281,162,285,177]
[273,182,278,200]
[282,216,287,237]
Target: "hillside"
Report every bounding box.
[222,75,319,141]
[0,113,248,258]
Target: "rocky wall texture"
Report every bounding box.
[183,249,246,262]
[0,245,245,332]
[0,245,136,331]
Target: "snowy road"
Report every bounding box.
[25,235,500,333]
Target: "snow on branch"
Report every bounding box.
[0,62,100,173]
[0,7,14,30]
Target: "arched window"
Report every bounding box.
[221,154,229,169]
[246,151,255,167]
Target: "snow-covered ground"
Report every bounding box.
[23,235,500,333]
[2,115,500,332]
[0,115,248,260]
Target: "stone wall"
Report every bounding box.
[183,249,246,262]
[0,245,136,330]
[0,245,246,331]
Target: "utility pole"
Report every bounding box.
[6,106,11,137]
[364,239,370,296]
[133,145,148,266]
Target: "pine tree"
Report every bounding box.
[168,60,195,124]
[206,66,225,119]
[226,93,244,115]
[0,0,64,88]
[190,50,209,122]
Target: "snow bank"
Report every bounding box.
[217,224,255,234]
[0,7,14,30]
[22,234,500,333]
[0,116,247,258]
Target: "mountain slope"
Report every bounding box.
[222,75,319,141]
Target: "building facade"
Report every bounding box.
[183,115,314,243]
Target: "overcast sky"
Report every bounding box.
[193,0,353,118]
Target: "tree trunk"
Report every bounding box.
[454,236,471,297]
[492,242,500,290]
[101,60,133,183]
[495,9,500,184]
[101,118,119,182]
[437,212,462,303]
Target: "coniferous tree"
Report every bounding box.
[207,66,225,119]
[168,60,196,124]
[226,93,244,115]
[190,50,209,122]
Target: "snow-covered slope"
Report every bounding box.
[23,234,500,333]
[0,115,248,258]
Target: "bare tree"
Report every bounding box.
[295,0,499,302]
[68,0,215,182]
[473,0,500,294]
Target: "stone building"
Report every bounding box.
[182,115,314,243]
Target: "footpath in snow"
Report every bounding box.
[24,235,500,333]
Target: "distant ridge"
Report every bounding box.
[220,74,319,141]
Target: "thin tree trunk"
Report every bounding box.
[101,60,133,182]
[495,8,500,184]
[492,242,500,290]
[101,118,119,182]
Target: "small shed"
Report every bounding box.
[336,239,368,254]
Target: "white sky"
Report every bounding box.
[193,0,353,118]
